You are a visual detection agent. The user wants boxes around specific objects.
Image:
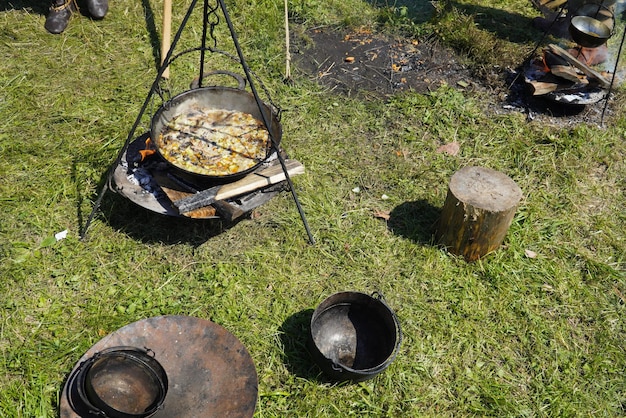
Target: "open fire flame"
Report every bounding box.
[139,137,156,162]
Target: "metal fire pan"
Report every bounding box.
[111,134,282,219]
[523,64,608,105]
[60,315,258,418]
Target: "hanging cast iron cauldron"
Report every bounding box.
[75,346,168,418]
[569,16,612,48]
[150,73,282,183]
[309,291,402,382]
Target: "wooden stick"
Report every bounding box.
[161,0,172,79]
[284,0,291,82]
[173,160,305,214]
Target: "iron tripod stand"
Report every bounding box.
[81,0,315,244]
[513,2,624,126]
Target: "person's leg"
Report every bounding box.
[44,0,76,34]
[85,0,108,19]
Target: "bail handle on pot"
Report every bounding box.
[309,290,404,382]
[371,291,404,359]
[189,70,247,90]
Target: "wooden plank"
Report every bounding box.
[543,0,567,10]
[550,64,588,83]
[174,160,304,214]
[548,44,610,87]
[529,80,559,95]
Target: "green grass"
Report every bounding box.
[1,0,625,416]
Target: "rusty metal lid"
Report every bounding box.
[60,315,258,418]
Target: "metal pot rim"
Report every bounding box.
[77,346,168,418]
[309,291,403,379]
[149,86,282,181]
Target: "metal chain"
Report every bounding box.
[156,45,282,119]
[206,0,220,48]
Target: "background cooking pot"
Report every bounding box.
[76,346,168,418]
[569,15,612,48]
[308,291,402,382]
[150,74,282,182]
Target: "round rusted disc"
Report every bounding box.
[60,315,258,418]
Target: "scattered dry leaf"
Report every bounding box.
[525,249,538,258]
[373,209,390,221]
[436,141,460,156]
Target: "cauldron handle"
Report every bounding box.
[371,291,403,358]
[189,70,247,90]
[330,362,344,373]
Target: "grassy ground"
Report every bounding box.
[1,0,625,416]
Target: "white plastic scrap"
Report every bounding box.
[55,229,68,241]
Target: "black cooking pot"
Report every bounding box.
[569,16,612,48]
[309,291,402,382]
[76,346,168,418]
[150,73,281,183]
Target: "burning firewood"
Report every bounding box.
[548,44,610,88]
[528,80,559,95]
[550,64,585,83]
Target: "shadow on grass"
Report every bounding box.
[365,0,435,24]
[82,191,236,246]
[447,2,539,44]
[366,0,542,44]
[0,0,49,15]
[140,0,163,72]
[279,309,333,383]
[388,199,441,245]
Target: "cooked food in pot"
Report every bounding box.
[156,106,270,176]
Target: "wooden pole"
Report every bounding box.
[436,166,522,262]
[283,0,291,82]
[161,0,172,79]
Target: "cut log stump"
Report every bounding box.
[436,166,523,262]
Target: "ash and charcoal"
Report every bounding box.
[292,29,474,97]
[292,25,622,125]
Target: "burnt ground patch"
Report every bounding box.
[291,26,621,126]
[292,27,475,98]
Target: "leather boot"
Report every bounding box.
[85,0,108,19]
[44,0,76,34]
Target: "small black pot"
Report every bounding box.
[76,346,168,418]
[309,291,402,382]
[569,16,612,48]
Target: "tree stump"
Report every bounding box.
[436,166,523,262]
